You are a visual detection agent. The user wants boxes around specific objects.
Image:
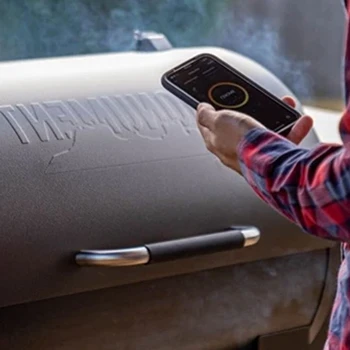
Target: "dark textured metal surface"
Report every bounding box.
[0,48,335,316]
[0,251,328,350]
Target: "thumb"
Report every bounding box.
[197,102,215,112]
[197,103,216,130]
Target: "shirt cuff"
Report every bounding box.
[238,128,270,151]
[237,127,289,181]
[237,128,278,161]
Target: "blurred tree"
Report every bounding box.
[0,0,228,59]
[0,0,345,100]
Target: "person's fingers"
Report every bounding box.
[281,96,313,144]
[287,115,313,145]
[197,124,215,152]
[197,103,216,130]
[197,122,211,141]
[282,96,297,109]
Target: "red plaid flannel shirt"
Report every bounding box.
[237,3,350,349]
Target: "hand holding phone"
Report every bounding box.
[161,53,301,135]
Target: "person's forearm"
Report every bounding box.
[238,128,348,241]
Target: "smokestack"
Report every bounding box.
[134,30,173,52]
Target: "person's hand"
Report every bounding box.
[196,96,313,174]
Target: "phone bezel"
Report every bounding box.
[161,53,300,135]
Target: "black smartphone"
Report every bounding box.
[161,53,300,135]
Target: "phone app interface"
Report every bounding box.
[168,56,298,130]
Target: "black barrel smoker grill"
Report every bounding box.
[0,32,338,350]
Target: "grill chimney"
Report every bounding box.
[134,30,173,52]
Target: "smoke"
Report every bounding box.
[215,16,312,98]
[0,0,311,97]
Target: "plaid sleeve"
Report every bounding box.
[237,0,350,242]
[237,108,350,241]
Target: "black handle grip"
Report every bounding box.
[145,226,259,264]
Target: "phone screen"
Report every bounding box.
[166,55,299,131]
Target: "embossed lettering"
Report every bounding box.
[67,99,99,126]
[84,97,127,137]
[135,93,167,128]
[43,100,79,139]
[111,95,143,132]
[1,91,197,144]
[155,91,196,131]
[0,105,30,144]
[44,100,78,126]
[126,93,168,139]
[99,96,132,132]
[17,103,64,142]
